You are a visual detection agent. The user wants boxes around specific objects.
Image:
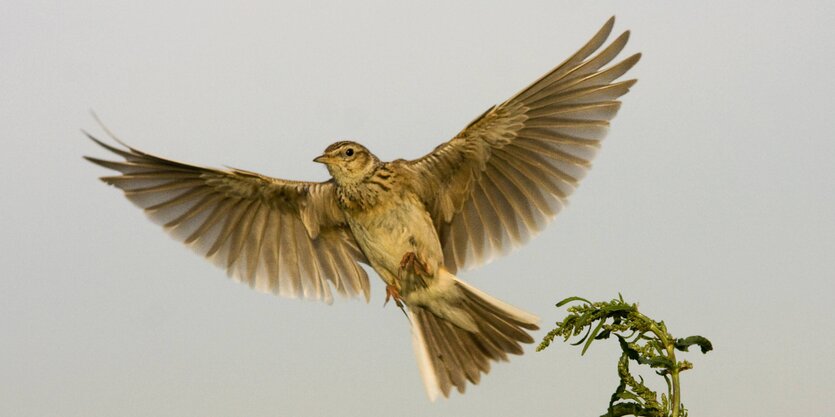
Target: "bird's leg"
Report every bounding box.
[384,263,406,308]
[399,251,432,290]
[385,251,431,309]
[384,283,410,322]
[384,283,404,308]
[401,252,432,276]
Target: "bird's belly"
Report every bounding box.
[347,196,442,283]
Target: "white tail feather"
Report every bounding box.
[449,271,540,326]
[410,310,441,402]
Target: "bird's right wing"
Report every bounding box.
[85,134,370,304]
[406,17,639,273]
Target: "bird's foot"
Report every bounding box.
[384,284,404,308]
[399,251,432,277]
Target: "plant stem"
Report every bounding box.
[539,295,712,416]
[649,321,680,417]
[670,369,681,417]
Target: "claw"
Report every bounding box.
[384,284,404,308]
[385,251,431,311]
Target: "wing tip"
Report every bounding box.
[602,16,616,35]
[624,52,642,66]
[89,111,137,150]
[83,129,136,160]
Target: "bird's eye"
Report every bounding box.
[345,148,354,157]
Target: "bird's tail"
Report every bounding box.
[408,269,539,400]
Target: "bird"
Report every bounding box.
[85,17,640,400]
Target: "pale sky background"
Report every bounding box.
[2,1,834,416]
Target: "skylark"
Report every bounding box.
[85,17,639,400]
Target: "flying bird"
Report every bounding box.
[85,17,639,400]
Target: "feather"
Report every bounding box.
[85,133,369,303]
[407,18,639,272]
[409,271,539,399]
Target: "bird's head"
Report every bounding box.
[314,141,379,185]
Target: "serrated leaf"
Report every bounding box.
[644,355,675,369]
[608,377,627,409]
[617,335,642,361]
[603,402,659,417]
[541,295,713,417]
[606,304,635,313]
[616,390,643,403]
[675,335,714,353]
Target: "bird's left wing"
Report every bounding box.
[405,17,640,273]
[85,134,370,304]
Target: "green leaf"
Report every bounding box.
[675,335,714,354]
[603,402,661,417]
[540,295,713,417]
[582,317,606,355]
[616,390,644,403]
[572,323,594,346]
[617,335,641,361]
[556,296,593,307]
[608,376,628,409]
[606,304,635,313]
[644,355,675,369]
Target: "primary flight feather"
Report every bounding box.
[86,17,640,400]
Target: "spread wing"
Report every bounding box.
[85,133,370,304]
[407,17,640,273]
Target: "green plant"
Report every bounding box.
[537,295,713,417]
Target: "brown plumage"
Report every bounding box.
[85,17,639,400]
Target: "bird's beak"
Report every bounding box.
[313,154,333,164]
